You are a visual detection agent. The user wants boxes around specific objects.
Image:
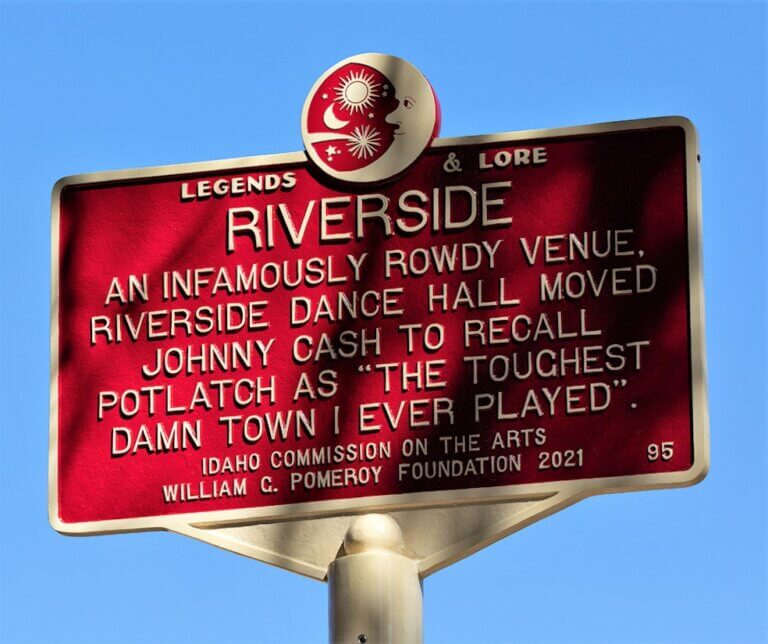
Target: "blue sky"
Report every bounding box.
[0,2,765,643]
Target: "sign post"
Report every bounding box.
[328,514,422,644]
[50,53,708,642]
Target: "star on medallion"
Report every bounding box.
[368,112,374,119]
[322,93,328,100]
[325,145,340,161]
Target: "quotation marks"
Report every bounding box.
[613,378,635,410]
[358,364,373,373]
[612,378,631,408]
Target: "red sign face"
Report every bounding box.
[50,117,707,533]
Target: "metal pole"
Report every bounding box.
[328,514,423,644]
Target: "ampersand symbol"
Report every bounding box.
[443,152,462,173]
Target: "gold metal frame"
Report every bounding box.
[50,116,708,537]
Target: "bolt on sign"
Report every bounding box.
[50,54,708,571]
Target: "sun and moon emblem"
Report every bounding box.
[334,70,380,114]
[318,71,384,160]
[301,53,440,183]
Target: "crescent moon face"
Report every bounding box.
[323,104,350,130]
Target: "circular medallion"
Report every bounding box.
[301,53,440,184]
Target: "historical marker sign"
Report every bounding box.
[50,54,707,536]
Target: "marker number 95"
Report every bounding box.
[647,442,674,462]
